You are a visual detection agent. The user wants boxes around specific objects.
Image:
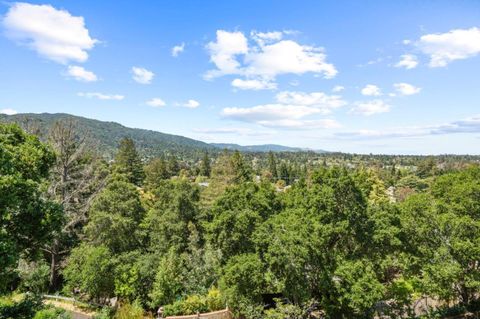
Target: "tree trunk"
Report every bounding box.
[49,240,60,291]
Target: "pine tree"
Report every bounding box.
[200,151,211,177]
[267,151,278,181]
[114,137,145,186]
[167,155,180,177]
[230,151,251,183]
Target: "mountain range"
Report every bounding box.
[0,113,324,158]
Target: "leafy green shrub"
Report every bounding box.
[33,307,71,319]
[205,288,224,312]
[180,295,208,315]
[162,288,224,316]
[63,244,114,301]
[17,259,50,294]
[264,301,303,319]
[0,293,43,319]
[93,307,114,319]
[113,301,143,319]
[163,300,183,317]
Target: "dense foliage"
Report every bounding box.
[1,121,480,318]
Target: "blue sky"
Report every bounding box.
[1,1,479,154]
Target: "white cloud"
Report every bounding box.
[205,30,249,78]
[258,119,341,130]
[394,83,421,96]
[332,85,345,92]
[275,91,346,114]
[221,103,340,130]
[193,127,274,136]
[0,108,18,115]
[395,54,418,69]
[231,78,277,90]
[361,84,382,96]
[417,27,480,67]
[336,114,480,140]
[221,89,345,129]
[66,66,97,82]
[182,99,200,108]
[245,40,337,78]
[77,92,124,100]
[131,67,154,84]
[205,30,337,89]
[3,2,97,64]
[171,43,185,57]
[250,30,283,45]
[351,100,391,116]
[222,104,320,122]
[146,98,166,107]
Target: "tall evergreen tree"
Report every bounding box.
[230,151,251,183]
[85,174,145,254]
[167,155,180,177]
[114,137,145,186]
[200,151,211,177]
[145,157,169,188]
[267,151,278,181]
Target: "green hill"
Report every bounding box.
[0,113,319,159]
[0,113,215,159]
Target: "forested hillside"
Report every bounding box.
[0,113,315,159]
[1,121,480,319]
[0,113,216,159]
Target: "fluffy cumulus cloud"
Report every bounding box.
[171,43,185,57]
[77,92,124,100]
[231,78,277,90]
[417,27,480,67]
[395,54,418,69]
[131,67,154,84]
[336,114,480,140]
[206,30,249,78]
[394,83,421,96]
[146,98,166,107]
[205,30,337,90]
[361,84,382,96]
[66,66,97,82]
[350,100,391,116]
[182,99,200,108]
[2,2,97,64]
[221,90,343,129]
[222,104,320,122]
[0,108,18,115]
[275,91,346,114]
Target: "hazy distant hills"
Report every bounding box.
[0,113,323,158]
[210,143,314,152]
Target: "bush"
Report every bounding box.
[163,295,207,316]
[205,288,224,312]
[17,259,50,294]
[162,288,224,317]
[63,244,114,301]
[180,295,208,315]
[33,307,72,319]
[93,307,114,319]
[0,293,43,319]
[113,301,144,319]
